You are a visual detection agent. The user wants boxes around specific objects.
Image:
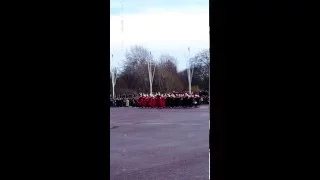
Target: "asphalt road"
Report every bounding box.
[110,106,209,180]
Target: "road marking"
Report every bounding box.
[115,122,205,126]
[110,125,119,129]
[209,151,210,179]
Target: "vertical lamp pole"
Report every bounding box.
[111,54,117,99]
[187,47,194,94]
[209,26,210,106]
[120,0,124,52]
[147,52,155,95]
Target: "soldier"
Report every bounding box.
[200,95,204,105]
[155,93,160,108]
[138,93,143,108]
[195,94,200,108]
[129,95,133,107]
[145,94,150,108]
[172,93,176,108]
[182,93,186,108]
[167,93,172,108]
[132,95,137,107]
[171,93,175,108]
[138,94,142,108]
[159,94,164,108]
[178,94,182,108]
[150,94,155,108]
[191,94,197,108]
[121,96,125,107]
[146,95,149,108]
[171,93,176,108]
[176,94,180,108]
[184,93,190,108]
[189,94,194,108]
[116,96,120,107]
[165,94,169,108]
[150,94,154,108]
[159,93,163,108]
[142,94,147,108]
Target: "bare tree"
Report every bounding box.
[157,55,183,92]
[121,45,153,92]
[191,49,210,90]
[114,45,209,94]
[192,49,210,68]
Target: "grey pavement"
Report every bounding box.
[110,106,210,180]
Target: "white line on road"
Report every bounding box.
[112,122,205,126]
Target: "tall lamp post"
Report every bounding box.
[187,47,194,94]
[208,54,210,106]
[111,54,117,99]
[147,52,156,95]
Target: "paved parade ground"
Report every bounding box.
[110,106,210,180]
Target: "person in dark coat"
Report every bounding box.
[183,93,188,108]
[179,94,183,108]
[160,94,166,108]
[139,94,143,108]
[166,94,171,108]
[171,94,176,108]
[195,94,200,108]
[155,93,161,108]
[187,95,193,108]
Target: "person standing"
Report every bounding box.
[178,94,183,108]
[161,94,166,108]
[138,94,143,108]
[172,94,177,108]
[192,94,197,108]
[155,93,160,108]
[142,94,146,108]
[150,94,155,108]
[145,94,150,108]
[195,94,200,108]
[125,98,129,107]
[166,94,171,108]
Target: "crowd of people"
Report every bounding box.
[110,92,209,108]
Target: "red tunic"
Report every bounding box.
[154,97,157,108]
[160,97,166,108]
[145,97,150,107]
[142,97,146,108]
[153,97,156,108]
[150,97,153,108]
[149,97,152,107]
[156,96,161,108]
[158,96,162,108]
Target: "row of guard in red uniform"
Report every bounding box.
[137,93,201,108]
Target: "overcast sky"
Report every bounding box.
[110,0,209,71]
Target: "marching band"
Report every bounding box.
[110,92,209,108]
